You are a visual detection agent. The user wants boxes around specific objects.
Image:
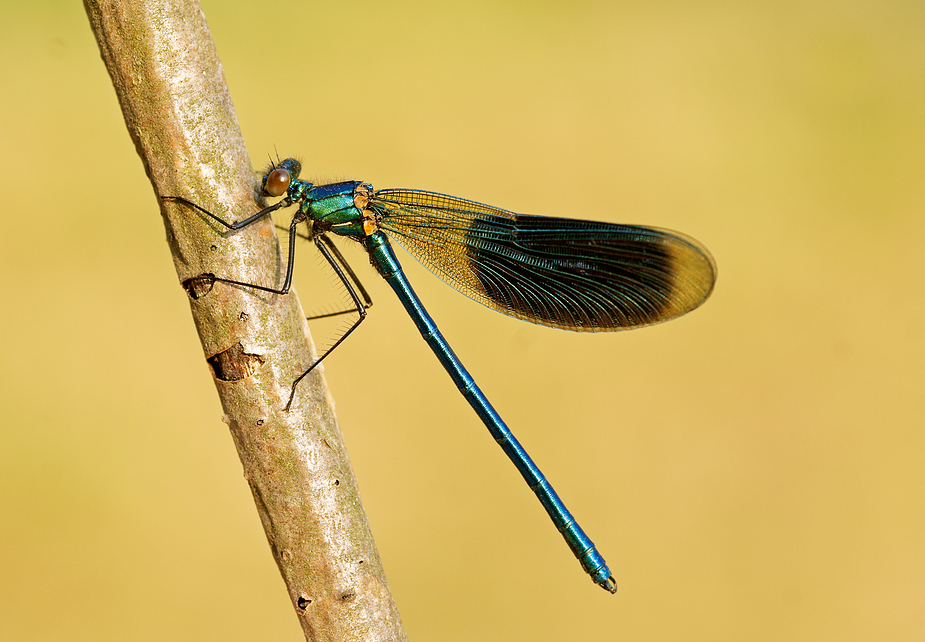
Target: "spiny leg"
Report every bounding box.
[286,234,370,411]
[165,196,302,296]
[307,235,374,319]
[282,224,375,321]
[163,195,291,231]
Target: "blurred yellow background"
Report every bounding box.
[1,1,922,640]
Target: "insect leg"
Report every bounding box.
[166,197,301,296]
[285,234,370,410]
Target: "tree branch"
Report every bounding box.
[84,1,405,639]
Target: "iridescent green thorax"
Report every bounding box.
[289,180,380,239]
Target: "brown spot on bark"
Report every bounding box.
[207,342,264,381]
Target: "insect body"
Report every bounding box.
[165,158,716,592]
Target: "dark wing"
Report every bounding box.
[370,189,716,332]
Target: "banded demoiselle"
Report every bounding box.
[165,158,716,592]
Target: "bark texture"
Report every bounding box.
[84,2,405,639]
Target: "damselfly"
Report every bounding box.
[164,158,716,592]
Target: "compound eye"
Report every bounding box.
[264,168,291,197]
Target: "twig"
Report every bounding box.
[83,1,405,639]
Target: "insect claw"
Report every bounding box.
[183,273,217,299]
